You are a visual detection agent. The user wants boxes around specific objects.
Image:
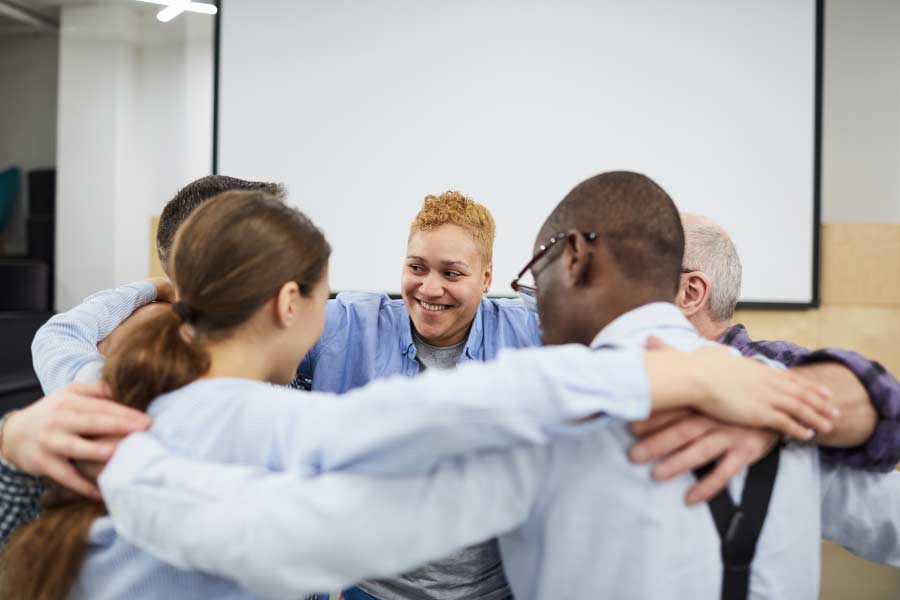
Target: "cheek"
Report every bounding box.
[400,271,418,295]
[452,281,484,311]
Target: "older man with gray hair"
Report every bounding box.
[630,213,900,504]
[678,214,742,338]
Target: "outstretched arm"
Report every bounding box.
[101,433,547,599]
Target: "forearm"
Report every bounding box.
[793,363,877,447]
[796,349,900,471]
[101,434,542,598]
[31,282,157,393]
[310,344,648,474]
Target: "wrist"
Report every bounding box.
[645,350,709,412]
[689,359,716,412]
[0,410,21,468]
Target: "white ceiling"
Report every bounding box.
[0,0,165,35]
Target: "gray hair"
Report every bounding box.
[682,222,742,322]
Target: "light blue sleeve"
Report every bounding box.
[820,461,900,567]
[174,344,650,477]
[31,282,157,394]
[101,433,546,599]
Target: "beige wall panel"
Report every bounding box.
[820,542,900,600]
[818,306,900,374]
[732,309,820,350]
[149,216,163,278]
[821,223,900,306]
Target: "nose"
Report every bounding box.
[419,272,445,298]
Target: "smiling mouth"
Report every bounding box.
[417,299,451,312]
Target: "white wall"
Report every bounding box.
[55,3,213,310]
[0,33,58,255]
[822,0,900,223]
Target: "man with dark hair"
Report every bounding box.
[532,171,685,346]
[156,175,285,273]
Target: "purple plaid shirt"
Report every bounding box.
[721,324,900,471]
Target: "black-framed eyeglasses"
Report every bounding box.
[510,231,598,300]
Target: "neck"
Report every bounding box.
[580,285,673,345]
[202,331,279,382]
[690,312,731,341]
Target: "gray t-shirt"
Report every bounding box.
[355,335,512,600]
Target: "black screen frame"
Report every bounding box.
[212,0,825,309]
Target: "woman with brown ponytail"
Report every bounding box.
[0,190,837,600]
[0,190,330,600]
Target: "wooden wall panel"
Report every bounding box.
[732,309,820,350]
[821,223,900,306]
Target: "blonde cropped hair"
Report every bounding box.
[408,191,496,265]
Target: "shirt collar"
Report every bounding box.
[400,298,487,359]
[718,323,751,350]
[462,299,487,360]
[589,302,696,349]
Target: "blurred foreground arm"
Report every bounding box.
[101,434,545,599]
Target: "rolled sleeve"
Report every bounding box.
[796,349,900,472]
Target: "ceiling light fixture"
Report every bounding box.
[135,0,218,23]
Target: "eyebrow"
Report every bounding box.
[406,255,471,269]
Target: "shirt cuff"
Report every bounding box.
[0,456,44,496]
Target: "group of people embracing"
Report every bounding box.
[0,170,898,599]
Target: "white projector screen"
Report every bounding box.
[216,0,820,305]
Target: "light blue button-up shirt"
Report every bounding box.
[299,292,541,392]
[100,302,900,600]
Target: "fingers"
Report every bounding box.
[68,397,152,426]
[782,373,836,421]
[44,459,102,501]
[65,380,113,399]
[645,335,671,351]
[685,450,748,505]
[630,409,695,437]
[764,410,815,440]
[46,431,116,463]
[772,395,833,436]
[629,414,715,463]
[768,372,834,435]
[650,430,732,480]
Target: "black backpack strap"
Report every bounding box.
[693,446,781,600]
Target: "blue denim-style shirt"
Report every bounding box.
[298,292,542,393]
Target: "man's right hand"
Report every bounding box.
[1,381,152,499]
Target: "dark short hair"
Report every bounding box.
[540,171,684,295]
[157,175,285,270]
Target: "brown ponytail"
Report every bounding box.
[0,499,105,600]
[0,190,330,599]
[103,308,211,411]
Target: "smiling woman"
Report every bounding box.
[295,190,541,600]
[403,192,495,347]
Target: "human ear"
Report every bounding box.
[564,230,596,287]
[275,281,301,328]
[482,262,493,293]
[678,272,710,317]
